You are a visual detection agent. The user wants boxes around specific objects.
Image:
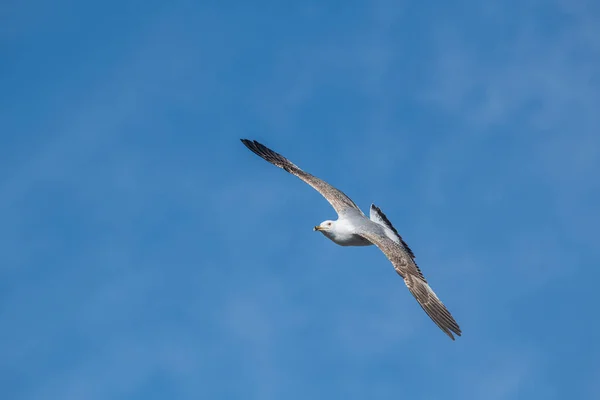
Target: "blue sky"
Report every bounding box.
[1,0,599,399]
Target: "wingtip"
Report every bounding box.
[446,320,462,340]
[241,138,265,150]
[240,138,260,152]
[446,324,462,341]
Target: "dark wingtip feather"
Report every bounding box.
[240,139,298,172]
[407,276,462,340]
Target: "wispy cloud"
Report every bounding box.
[2,1,599,399]
[0,4,240,398]
[410,1,600,397]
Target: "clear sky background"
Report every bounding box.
[2,0,599,399]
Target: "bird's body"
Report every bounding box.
[316,208,400,247]
[241,139,462,340]
[317,218,374,246]
[315,211,370,246]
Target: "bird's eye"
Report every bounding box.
[327,222,332,226]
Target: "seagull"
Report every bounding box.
[240,139,462,340]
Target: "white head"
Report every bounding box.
[313,220,335,233]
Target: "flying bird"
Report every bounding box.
[240,139,462,340]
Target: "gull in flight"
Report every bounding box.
[241,139,462,340]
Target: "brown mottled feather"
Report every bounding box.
[357,229,462,340]
[240,139,362,216]
[241,138,461,340]
[370,204,416,259]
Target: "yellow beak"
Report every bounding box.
[313,225,323,231]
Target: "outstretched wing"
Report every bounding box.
[357,229,462,340]
[370,203,416,259]
[241,139,363,216]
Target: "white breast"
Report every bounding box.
[321,219,374,247]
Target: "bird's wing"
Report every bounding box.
[369,203,416,259]
[357,228,462,340]
[241,139,363,216]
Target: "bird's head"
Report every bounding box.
[313,220,335,233]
